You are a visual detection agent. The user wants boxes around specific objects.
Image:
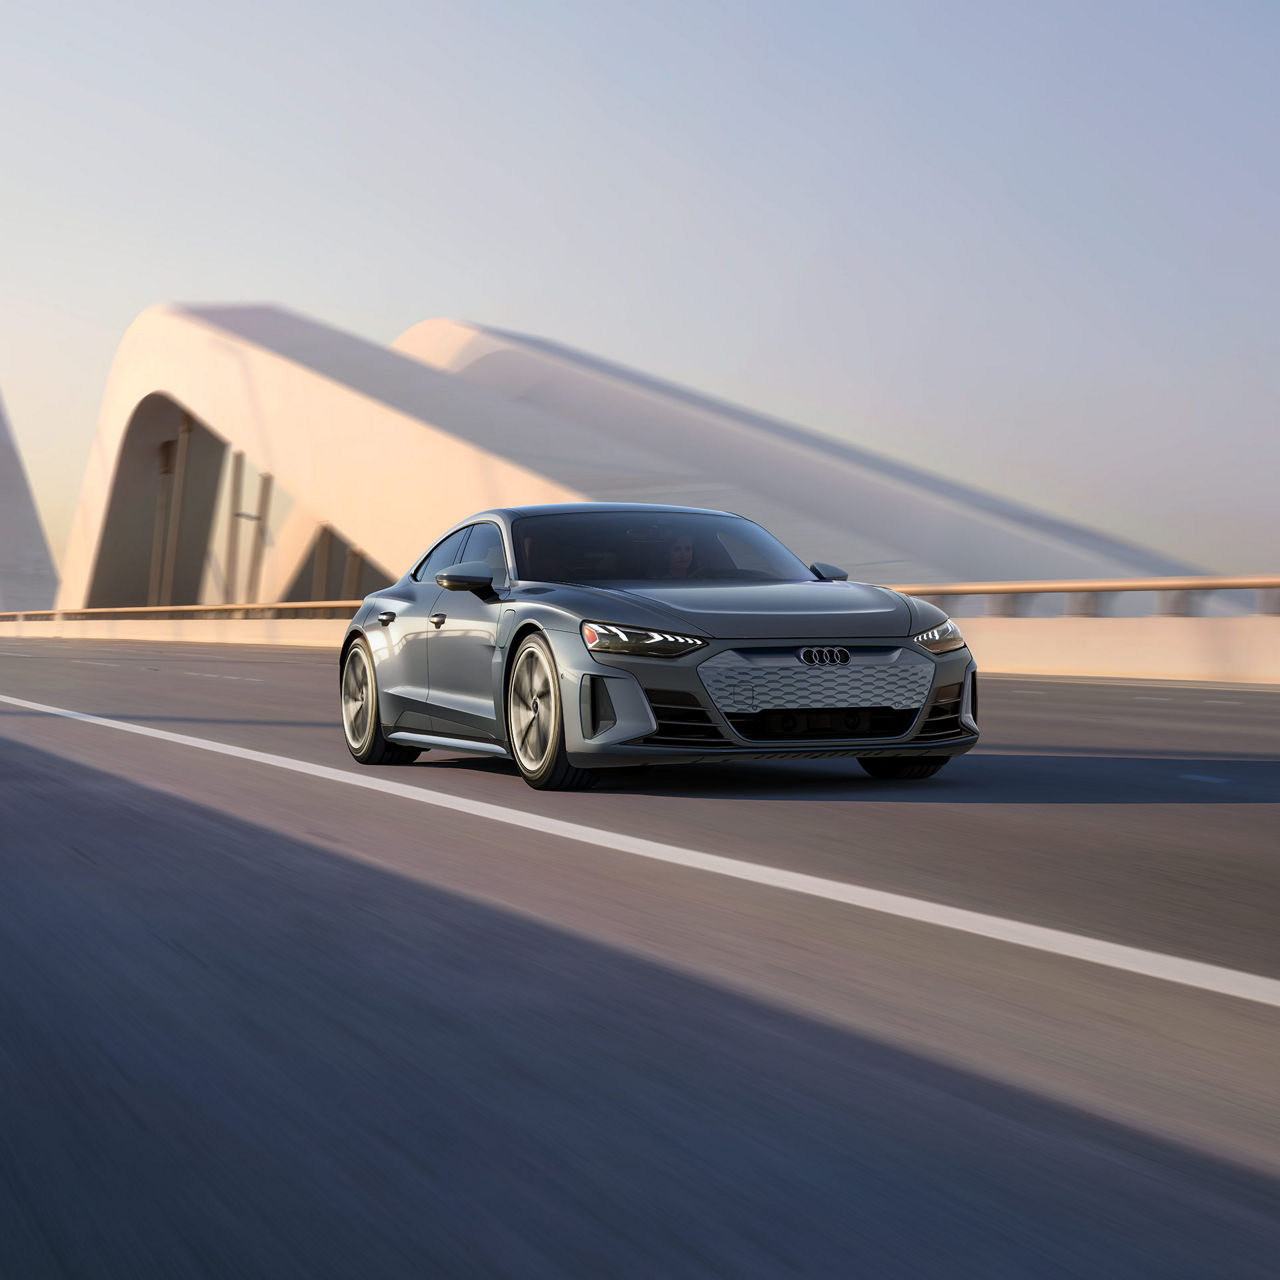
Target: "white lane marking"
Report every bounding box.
[0,652,34,658]
[182,671,264,682]
[1203,699,1241,706]
[1133,696,1171,702]
[2,691,1279,1011]
[1180,774,1227,784]
[70,660,122,668]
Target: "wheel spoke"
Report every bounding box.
[510,646,560,772]
[516,660,533,707]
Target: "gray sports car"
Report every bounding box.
[339,504,978,789]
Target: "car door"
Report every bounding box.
[377,526,471,732]
[425,521,510,741]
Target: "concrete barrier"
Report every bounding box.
[960,616,1280,685]
[1,614,1277,684]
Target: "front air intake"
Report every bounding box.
[641,689,727,746]
[726,706,917,741]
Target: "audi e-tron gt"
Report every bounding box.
[339,504,978,789]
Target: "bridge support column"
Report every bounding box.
[1064,591,1100,617]
[224,450,244,604]
[244,473,273,603]
[987,594,1027,618]
[1157,590,1192,617]
[146,440,176,606]
[157,414,193,606]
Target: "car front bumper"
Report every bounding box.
[546,630,979,770]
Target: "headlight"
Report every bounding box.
[581,621,707,658]
[912,618,966,654]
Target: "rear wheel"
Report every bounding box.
[858,756,949,781]
[341,638,421,765]
[507,633,593,791]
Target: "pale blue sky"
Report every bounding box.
[2,0,1276,568]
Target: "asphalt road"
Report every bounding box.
[1,639,1278,1278]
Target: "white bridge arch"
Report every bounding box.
[59,303,1199,611]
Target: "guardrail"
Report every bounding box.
[3,580,1277,681]
[0,601,363,623]
[888,575,1280,617]
[2,576,1277,624]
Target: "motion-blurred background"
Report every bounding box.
[1,0,1275,601]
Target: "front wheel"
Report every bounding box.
[858,757,949,781]
[341,638,421,765]
[507,634,593,791]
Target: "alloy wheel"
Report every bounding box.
[341,645,373,750]
[509,643,556,774]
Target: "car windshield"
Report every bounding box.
[511,511,815,585]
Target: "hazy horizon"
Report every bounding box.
[2,1,1275,571]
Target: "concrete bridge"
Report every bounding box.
[47,302,1202,614]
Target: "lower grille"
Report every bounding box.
[642,688,727,746]
[727,706,917,742]
[913,682,965,741]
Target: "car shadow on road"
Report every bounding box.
[417,750,1280,802]
[582,753,1280,803]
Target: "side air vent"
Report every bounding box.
[914,682,965,741]
[641,688,727,746]
[580,676,617,738]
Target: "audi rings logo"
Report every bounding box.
[799,647,850,666]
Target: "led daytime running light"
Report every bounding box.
[581,620,706,658]
[911,618,966,654]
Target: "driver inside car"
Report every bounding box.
[663,531,695,578]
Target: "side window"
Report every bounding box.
[412,527,470,582]
[461,522,509,585]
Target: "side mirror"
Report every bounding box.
[810,562,849,581]
[436,561,498,600]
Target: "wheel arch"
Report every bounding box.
[338,627,365,683]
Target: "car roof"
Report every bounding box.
[472,502,742,521]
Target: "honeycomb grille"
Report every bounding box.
[698,648,934,716]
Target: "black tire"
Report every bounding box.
[340,637,421,765]
[506,633,594,791]
[858,756,949,781]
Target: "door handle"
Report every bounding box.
[429,613,447,628]
[377,611,396,627]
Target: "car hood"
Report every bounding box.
[600,580,913,639]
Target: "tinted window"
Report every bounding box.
[511,512,814,584]
[462,522,509,585]
[412,527,470,581]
